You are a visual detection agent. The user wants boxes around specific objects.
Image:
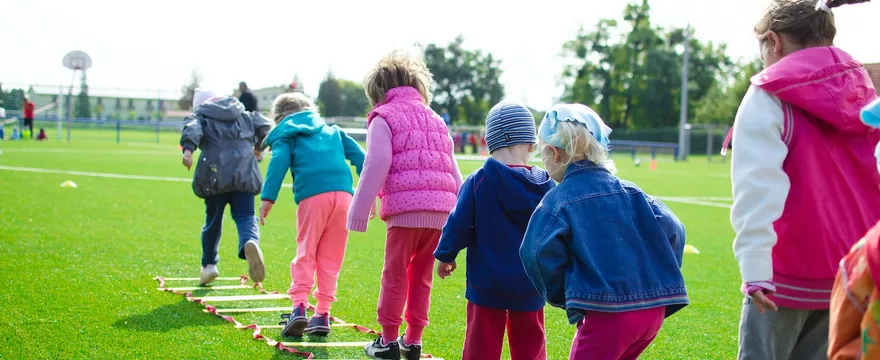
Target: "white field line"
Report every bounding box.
[0,148,177,155]
[656,196,732,209]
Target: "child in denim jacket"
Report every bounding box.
[520,103,688,360]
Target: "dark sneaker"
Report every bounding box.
[398,336,422,360]
[304,313,331,336]
[281,304,308,337]
[364,336,400,359]
[243,240,265,282]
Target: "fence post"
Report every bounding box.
[651,147,656,160]
[116,120,121,144]
[631,147,636,160]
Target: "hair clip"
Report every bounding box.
[815,0,833,12]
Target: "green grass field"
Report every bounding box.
[0,132,739,359]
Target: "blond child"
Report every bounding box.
[348,51,463,360]
[259,93,365,337]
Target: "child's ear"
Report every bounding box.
[552,147,562,162]
[528,144,535,152]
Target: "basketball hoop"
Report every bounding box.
[62,51,92,71]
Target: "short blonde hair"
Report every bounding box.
[271,92,316,123]
[363,50,434,106]
[539,121,617,174]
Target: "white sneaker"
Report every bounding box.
[243,240,265,283]
[200,264,219,286]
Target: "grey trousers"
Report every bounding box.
[737,298,830,360]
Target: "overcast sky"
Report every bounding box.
[2,0,878,110]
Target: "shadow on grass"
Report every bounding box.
[112,299,225,332]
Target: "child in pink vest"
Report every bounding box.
[348,50,463,360]
[729,1,879,359]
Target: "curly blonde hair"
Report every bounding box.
[271,92,316,124]
[363,50,434,106]
[539,121,617,174]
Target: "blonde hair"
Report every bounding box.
[363,50,434,106]
[539,121,617,174]
[271,92,316,124]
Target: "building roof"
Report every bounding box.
[867,63,880,94]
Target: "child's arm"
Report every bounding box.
[347,117,393,232]
[260,139,293,204]
[179,116,202,153]
[448,134,464,190]
[647,196,686,267]
[251,112,273,151]
[339,128,366,176]
[434,175,478,268]
[520,207,570,308]
[731,85,789,295]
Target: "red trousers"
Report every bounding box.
[569,307,665,360]
[462,302,547,360]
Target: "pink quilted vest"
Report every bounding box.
[752,47,880,309]
[367,86,458,220]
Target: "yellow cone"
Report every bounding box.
[684,244,700,254]
[60,180,78,188]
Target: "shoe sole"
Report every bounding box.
[304,326,330,336]
[199,271,219,286]
[244,241,265,283]
[282,318,307,337]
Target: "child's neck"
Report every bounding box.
[491,146,530,166]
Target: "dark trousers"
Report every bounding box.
[201,192,260,267]
[23,118,34,138]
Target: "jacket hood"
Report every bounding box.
[482,157,554,223]
[751,46,878,135]
[264,110,326,147]
[195,97,245,122]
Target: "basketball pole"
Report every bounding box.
[67,68,76,143]
[676,23,691,161]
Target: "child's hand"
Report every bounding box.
[259,201,273,225]
[437,261,456,279]
[182,150,193,170]
[253,149,262,161]
[751,290,778,313]
[370,200,378,220]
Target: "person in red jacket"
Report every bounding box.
[22,97,35,139]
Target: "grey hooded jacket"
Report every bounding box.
[179,97,272,198]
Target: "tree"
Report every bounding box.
[74,73,92,119]
[560,0,732,129]
[424,36,505,125]
[178,70,202,111]
[339,79,370,117]
[317,72,343,117]
[693,58,762,125]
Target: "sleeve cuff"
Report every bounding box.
[434,252,457,263]
[182,144,195,153]
[261,198,275,204]
[742,281,776,297]
[347,218,369,233]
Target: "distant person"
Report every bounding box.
[22,97,35,139]
[349,50,462,360]
[728,1,879,359]
[11,127,20,140]
[440,108,450,126]
[435,103,554,360]
[179,89,272,286]
[238,82,258,112]
[260,92,365,337]
[828,98,880,360]
[36,128,47,141]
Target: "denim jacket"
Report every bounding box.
[520,160,688,324]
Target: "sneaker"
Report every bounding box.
[281,304,308,337]
[364,336,400,359]
[199,265,219,286]
[243,240,265,282]
[304,313,331,336]
[398,335,422,360]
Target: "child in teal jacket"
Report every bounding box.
[259,92,365,337]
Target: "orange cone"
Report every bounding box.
[649,159,657,171]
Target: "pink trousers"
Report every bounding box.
[377,227,440,345]
[288,191,351,315]
[463,302,547,360]
[569,307,665,360]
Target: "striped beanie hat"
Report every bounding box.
[484,102,537,153]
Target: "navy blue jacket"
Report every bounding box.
[521,160,688,324]
[434,157,555,311]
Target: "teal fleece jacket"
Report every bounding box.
[260,110,365,204]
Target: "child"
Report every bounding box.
[11,127,20,140]
[434,102,555,360]
[259,93,366,337]
[36,128,47,141]
[179,89,272,286]
[828,98,880,360]
[729,1,880,359]
[520,104,688,360]
[348,50,463,360]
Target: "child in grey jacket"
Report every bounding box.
[180,89,272,286]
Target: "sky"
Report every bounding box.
[2,0,879,110]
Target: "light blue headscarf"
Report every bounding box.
[538,104,612,151]
[860,98,880,174]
